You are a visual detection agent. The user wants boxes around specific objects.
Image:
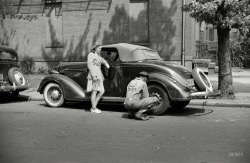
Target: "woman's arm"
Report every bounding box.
[101,58,110,69]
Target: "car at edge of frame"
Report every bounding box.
[0,45,29,98]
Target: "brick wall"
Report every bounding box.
[0,0,195,70]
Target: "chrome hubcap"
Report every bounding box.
[50,89,60,101]
[14,72,24,85]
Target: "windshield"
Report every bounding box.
[131,49,162,61]
[0,51,17,61]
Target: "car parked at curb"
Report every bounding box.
[38,43,213,115]
[0,45,29,98]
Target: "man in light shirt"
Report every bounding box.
[124,71,161,120]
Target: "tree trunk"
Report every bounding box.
[217,27,235,99]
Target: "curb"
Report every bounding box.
[189,100,250,108]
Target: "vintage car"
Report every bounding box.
[0,45,29,98]
[38,43,212,115]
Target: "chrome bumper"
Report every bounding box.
[0,82,29,92]
[191,88,212,98]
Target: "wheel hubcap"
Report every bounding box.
[14,72,25,85]
[50,89,60,101]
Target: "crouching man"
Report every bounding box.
[124,71,161,120]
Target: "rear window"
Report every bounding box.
[0,51,17,60]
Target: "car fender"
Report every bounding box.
[38,74,87,101]
[148,73,191,101]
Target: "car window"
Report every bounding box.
[101,48,120,62]
[0,51,16,60]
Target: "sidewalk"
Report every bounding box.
[20,68,250,108]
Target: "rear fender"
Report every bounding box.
[148,73,191,101]
[38,74,86,101]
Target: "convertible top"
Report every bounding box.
[102,43,160,62]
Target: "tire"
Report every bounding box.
[43,83,65,107]
[8,67,28,86]
[148,84,170,115]
[192,67,213,92]
[170,100,190,110]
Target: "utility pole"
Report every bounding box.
[181,0,186,66]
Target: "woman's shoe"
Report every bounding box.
[90,108,102,114]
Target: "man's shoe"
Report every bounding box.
[90,108,102,114]
[127,110,135,119]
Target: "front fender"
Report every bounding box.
[148,73,191,101]
[37,74,87,101]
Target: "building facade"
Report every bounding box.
[0,0,197,70]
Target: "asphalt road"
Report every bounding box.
[0,100,249,163]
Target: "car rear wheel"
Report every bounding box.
[43,83,65,107]
[148,84,170,115]
[8,67,28,86]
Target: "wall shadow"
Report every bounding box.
[150,0,177,60]
[102,0,177,60]
[102,5,130,45]
[41,13,96,66]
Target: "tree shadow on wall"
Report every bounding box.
[103,0,177,60]
[150,0,177,60]
[102,5,130,45]
[0,21,18,50]
[41,13,95,67]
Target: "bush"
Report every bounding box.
[230,30,250,68]
[20,56,35,74]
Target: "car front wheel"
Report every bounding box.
[43,83,65,107]
[148,84,170,115]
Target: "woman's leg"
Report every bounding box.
[95,90,105,106]
[91,90,97,109]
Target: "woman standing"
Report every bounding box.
[87,43,110,113]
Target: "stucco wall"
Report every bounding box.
[0,0,195,70]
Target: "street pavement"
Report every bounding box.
[19,68,250,108]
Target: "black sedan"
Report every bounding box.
[38,43,213,115]
[0,45,29,98]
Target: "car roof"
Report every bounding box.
[0,45,18,58]
[102,43,155,61]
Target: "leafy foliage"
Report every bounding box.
[20,56,35,74]
[182,0,250,34]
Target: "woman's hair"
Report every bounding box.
[90,42,102,53]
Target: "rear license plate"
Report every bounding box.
[0,74,3,81]
[187,79,194,86]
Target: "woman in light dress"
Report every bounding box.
[87,43,110,113]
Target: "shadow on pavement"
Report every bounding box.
[0,94,30,104]
[165,106,213,117]
[37,101,213,117]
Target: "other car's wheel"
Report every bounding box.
[170,100,190,110]
[8,67,28,86]
[148,84,170,115]
[192,67,213,92]
[43,83,65,107]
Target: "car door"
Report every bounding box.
[101,48,122,97]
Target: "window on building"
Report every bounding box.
[208,28,214,41]
[129,0,149,45]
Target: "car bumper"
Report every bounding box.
[191,88,213,98]
[0,83,29,92]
